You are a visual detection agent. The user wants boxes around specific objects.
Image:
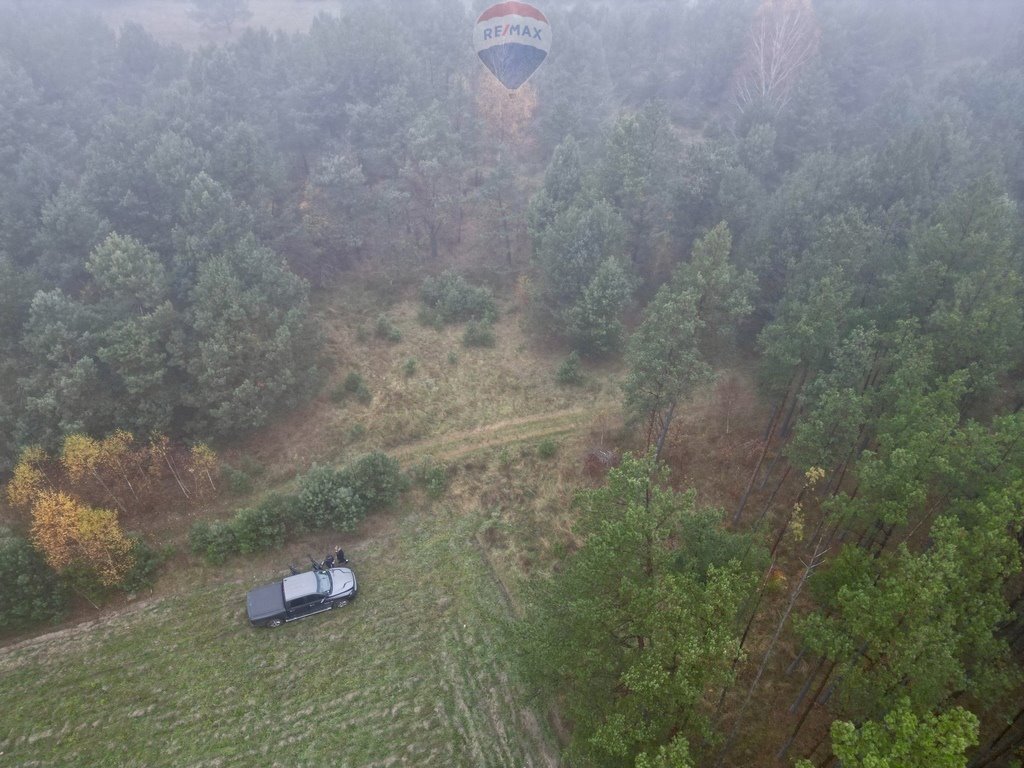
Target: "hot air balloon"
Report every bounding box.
[473,2,551,91]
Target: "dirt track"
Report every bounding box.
[392,404,620,464]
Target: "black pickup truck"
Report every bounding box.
[246,566,357,628]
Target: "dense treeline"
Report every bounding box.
[0,0,825,474]
[517,1,1024,766]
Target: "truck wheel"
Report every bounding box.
[267,619,282,628]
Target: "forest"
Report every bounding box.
[1,0,1024,766]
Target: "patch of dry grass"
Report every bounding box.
[230,273,623,488]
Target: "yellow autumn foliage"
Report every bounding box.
[29,490,81,571]
[30,490,134,587]
[188,443,218,494]
[61,433,104,484]
[7,445,47,509]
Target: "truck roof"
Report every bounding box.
[282,572,319,602]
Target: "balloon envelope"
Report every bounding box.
[473,2,551,90]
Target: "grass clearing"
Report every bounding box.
[231,275,622,487]
[0,498,555,767]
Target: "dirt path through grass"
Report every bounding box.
[392,403,619,465]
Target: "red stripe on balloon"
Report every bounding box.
[477,2,548,24]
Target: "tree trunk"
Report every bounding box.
[778,659,837,759]
[790,656,827,713]
[718,539,828,767]
[734,398,783,525]
[653,401,677,463]
[753,464,793,528]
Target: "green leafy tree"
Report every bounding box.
[534,197,626,320]
[797,700,979,768]
[566,257,635,358]
[517,454,756,768]
[598,104,679,275]
[527,135,584,246]
[800,506,1021,725]
[623,223,752,455]
[32,184,110,289]
[17,289,108,448]
[86,233,179,434]
[299,152,375,278]
[399,103,466,260]
[182,236,322,436]
[0,526,68,630]
[170,172,254,290]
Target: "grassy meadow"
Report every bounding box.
[0,497,556,767]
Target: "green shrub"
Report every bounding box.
[403,357,417,377]
[188,520,213,555]
[447,350,459,366]
[412,460,449,499]
[337,371,372,404]
[375,314,402,342]
[223,466,254,495]
[120,535,167,593]
[463,319,496,347]
[339,451,408,512]
[297,465,367,530]
[233,505,286,554]
[343,371,365,393]
[258,492,304,534]
[556,351,584,385]
[347,422,366,442]
[189,520,238,565]
[0,527,67,630]
[537,438,559,459]
[420,271,497,323]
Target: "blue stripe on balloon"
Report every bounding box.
[477,43,547,90]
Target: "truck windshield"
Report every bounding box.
[316,571,331,594]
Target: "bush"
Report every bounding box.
[537,438,559,459]
[343,371,365,393]
[339,451,408,512]
[403,357,417,377]
[233,505,286,554]
[420,271,497,324]
[297,464,367,531]
[337,371,372,404]
[347,422,366,442]
[120,535,167,593]
[412,460,449,498]
[223,465,254,495]
[0,527,67,630]
[556,351,584,385]
[463,319,496,347]
[258,492,304,534]
[188,520,238,565]
[375,314,402,342]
